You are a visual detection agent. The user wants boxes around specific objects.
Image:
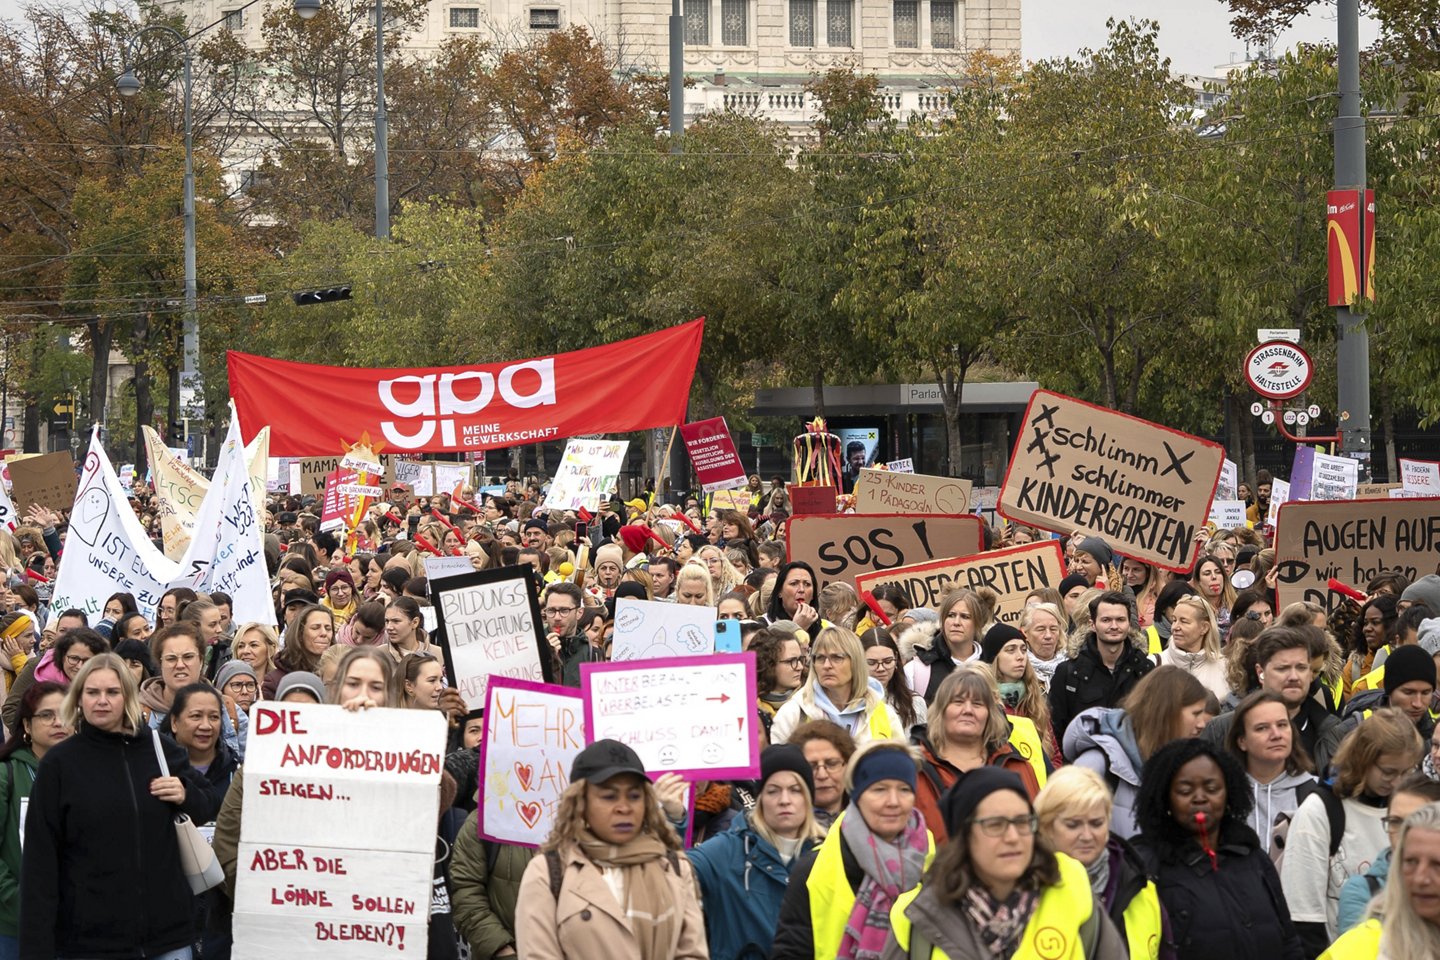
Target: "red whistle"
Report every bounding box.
[1328,578,1367,603]
[414,534,441,556]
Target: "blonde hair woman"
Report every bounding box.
[770,627,901,747]
[1322,801,1440,959]
[1020,602,1068,692]
[1157,594,1231,701]
[514,740,705,959]
[697,544,744,596]
[1034,765,1164,960]
[230,622,280,679]
[687,744,826,958]
[672,562,715,606]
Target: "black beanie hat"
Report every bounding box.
[1384,644,1438,696]
[939,767,1029,839]
[760,743,814,797]
[981,622,1026,664]
[1058,572,1089,597]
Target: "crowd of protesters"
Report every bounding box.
[1,462,1439,960]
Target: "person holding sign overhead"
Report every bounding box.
[770,627,902,748]
[513,739,706,960]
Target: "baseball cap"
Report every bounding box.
[570,739,645,785]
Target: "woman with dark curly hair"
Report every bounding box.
[1131,738,1302,960]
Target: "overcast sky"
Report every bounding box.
[0,0,1381,79]
[1024,0,1380,76]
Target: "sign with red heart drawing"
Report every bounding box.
[478,678,587,847]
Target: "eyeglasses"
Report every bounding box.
[865,657,897,670]
[811,653,847,666]
[225,681,259,694]
[161,653,201,667]
[543,606,578,616]
[1244,611,1265,621]
[64,655,91,669]
[809,758,845,773]
[32,710,60,724]
[778,656,805,670]
[1382,815,1406,831]
[971,814,1040,838]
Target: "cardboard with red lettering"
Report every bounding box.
[999,390,1223,572]
[785,513,985,592]
[478,678,587,847]
[233,703,444,959]
[1274,497,1440,614]
[853,541,1063,623]
[581,653,759,780]
[432,566,552,710]
[854,468,972,515]
[680,417,747,493]
[319,468,359,533]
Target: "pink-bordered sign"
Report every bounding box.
[477,677,586,848]
[580,652,760,781]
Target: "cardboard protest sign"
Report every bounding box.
[8,451,76,514]
[431,566,551,709]
[680,417,747,493]
[611,598,715,662]
[1274,497,1440,613]
[581,653,759,779]
[785,513,984,592]
[233,703,444,959]
[423,555,475,583]
[546,439,629,513]
[52,429,179,624]
[711,488,750,511]
[1402,459,1440,495]
[998,391,1223,572]
[392,459,433,496]
[1207,500,1248,529]
[433,462,471,496]
[478,679,586,847]
[299,457,343,498]
[0,482,14,531]
[1357,482,1400,498]
[854,541,1063,624]
[790,486,837,515]
[854,468,972,515]
[886,459,914,473]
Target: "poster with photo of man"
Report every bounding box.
[835,426,881,492]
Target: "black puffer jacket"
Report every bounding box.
[1049,634,1155,750]
[20,723,210,959]
[1131,819,1302,960]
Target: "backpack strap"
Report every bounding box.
[1364,874,1382,896]
[1296,780,1346,857]
[909,928,933,960]
[918,758,949,801]
[666,849,681,875]
[545,848,563,901]
[1078,902,1102,957]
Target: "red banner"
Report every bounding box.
[229,320,705,455]
[1327,189,1375,307]
[679,417,746,493]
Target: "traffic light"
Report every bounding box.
[292,286,353,306]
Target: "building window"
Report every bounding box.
[893,0,918,47]
[827,0,852,46]
[529,8,560,29]
[720,0,747,45]
[931,0,955,48]
[789,0,814,46]
[684,0,710,44]
[222,8,243,30]
[449,6,479,28]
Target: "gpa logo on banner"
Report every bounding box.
[379,361,556,448]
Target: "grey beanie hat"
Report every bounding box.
[1417,617,1440,658]
[275,670,327,703]
[1401,575,1440,617]
[214,660,257,692]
